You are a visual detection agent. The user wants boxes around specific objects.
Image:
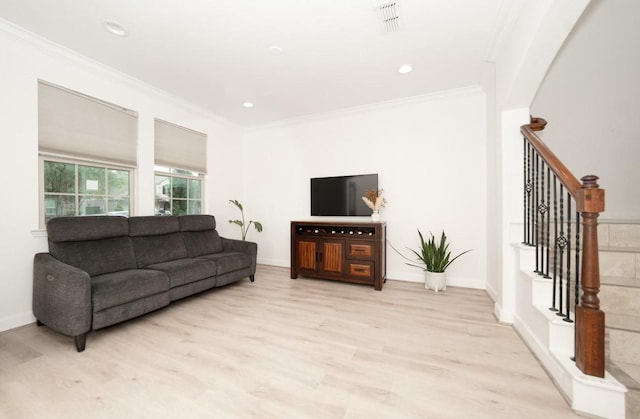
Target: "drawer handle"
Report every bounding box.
[354,268,366,272]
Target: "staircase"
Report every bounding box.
[599,220,640,418]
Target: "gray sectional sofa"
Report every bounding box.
[33,214,257,352]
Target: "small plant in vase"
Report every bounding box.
[362,189,387,222]
[406,230,471,292]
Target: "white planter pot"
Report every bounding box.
[425,271,447,293]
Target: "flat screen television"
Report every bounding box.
[311,174,378,216]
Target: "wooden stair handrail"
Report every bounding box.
[520,117,581,197]
[520,116,606,378]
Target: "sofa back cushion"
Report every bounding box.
[47,216,137,276]
[179,215,224,257]
[129,216,188,267]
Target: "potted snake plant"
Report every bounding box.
[406,229,471,292]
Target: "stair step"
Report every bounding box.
[606,313,640,333]
[606,360,640,419]
[598,250,639,279]
[601,275,640,288]
[607,328,640,365]
[599,222,640,417]
[600,283,640,316]
[600,245,640,253]
[599,220,640,247]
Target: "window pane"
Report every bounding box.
[188,200,201,215]
[172,177,187,198]
[155,175,171,215]
[172,200,187,216]
[44,195,75,223]
[172,168,196,176]
[108,169,130,197]
[189,178,201,199]
[44,161,75,193]
[80,196,106,215]
[79,166,105,194]
[108,198,129,216]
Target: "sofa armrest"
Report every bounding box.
[33,253,92,337]
[220,237,257,275]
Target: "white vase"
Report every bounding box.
[371,211,380,222]
[425,271,447,292]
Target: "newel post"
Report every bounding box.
[575,175,605,377]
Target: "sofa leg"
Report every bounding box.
[75,334,87,352]
[250,274,255,282]
[36,319,44,327]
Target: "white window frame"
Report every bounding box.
[39,153,135,228]
[154,166,204,216]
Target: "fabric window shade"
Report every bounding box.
[154,119,207,174]
[38,81,138,166]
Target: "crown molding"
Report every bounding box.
[0,18,240,131]
[246,85,485,132]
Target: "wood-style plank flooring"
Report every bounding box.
[0,265,583,418]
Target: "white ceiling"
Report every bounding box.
[0,0,520,127]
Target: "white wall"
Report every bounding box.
[242,88,488,289]
[0,22,243,332]
[531,0,640,220]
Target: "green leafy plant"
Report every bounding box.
[406,230,471,273]
[228,199,263,240]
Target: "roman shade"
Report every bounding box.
[38,81,138,166]
[154,119,207,174]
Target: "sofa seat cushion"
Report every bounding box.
[146,258,217,288]
[197,252,252,275]
[91,269,169,312]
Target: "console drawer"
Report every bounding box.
[348,242,373,260]
[348,261,373,280]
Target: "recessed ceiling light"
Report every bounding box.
[104,20,128,37]
[268,46,283,56]
[398,64,412,74]
[243,102,254,108]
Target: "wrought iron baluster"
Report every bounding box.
[526,143,534,245]
[564,195,574,323]
[575,211,581,308]
[557,184,567,318]
[550,177,559,313]
[535,153,540,273]
[523,138,528,245]
[544,166,551,278]
[537,161,549,277]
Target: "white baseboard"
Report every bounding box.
[0,311,35,333]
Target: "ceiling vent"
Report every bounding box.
[375,1,402,33]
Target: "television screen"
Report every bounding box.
[311,174,378,216]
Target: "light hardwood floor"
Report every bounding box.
[0,265,584,418]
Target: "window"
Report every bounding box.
[153,119,206,216]
[42,158,132,224]
[38,81,138,226]
[154,166,202,216]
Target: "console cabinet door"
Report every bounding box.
[296,239,345,277]
[297,240,317,273]
[320,241,344,275]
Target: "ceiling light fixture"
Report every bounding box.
[243,102,254,108]
[103,20,129,37]
[398,64,412,74]
[268,46,283,56]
